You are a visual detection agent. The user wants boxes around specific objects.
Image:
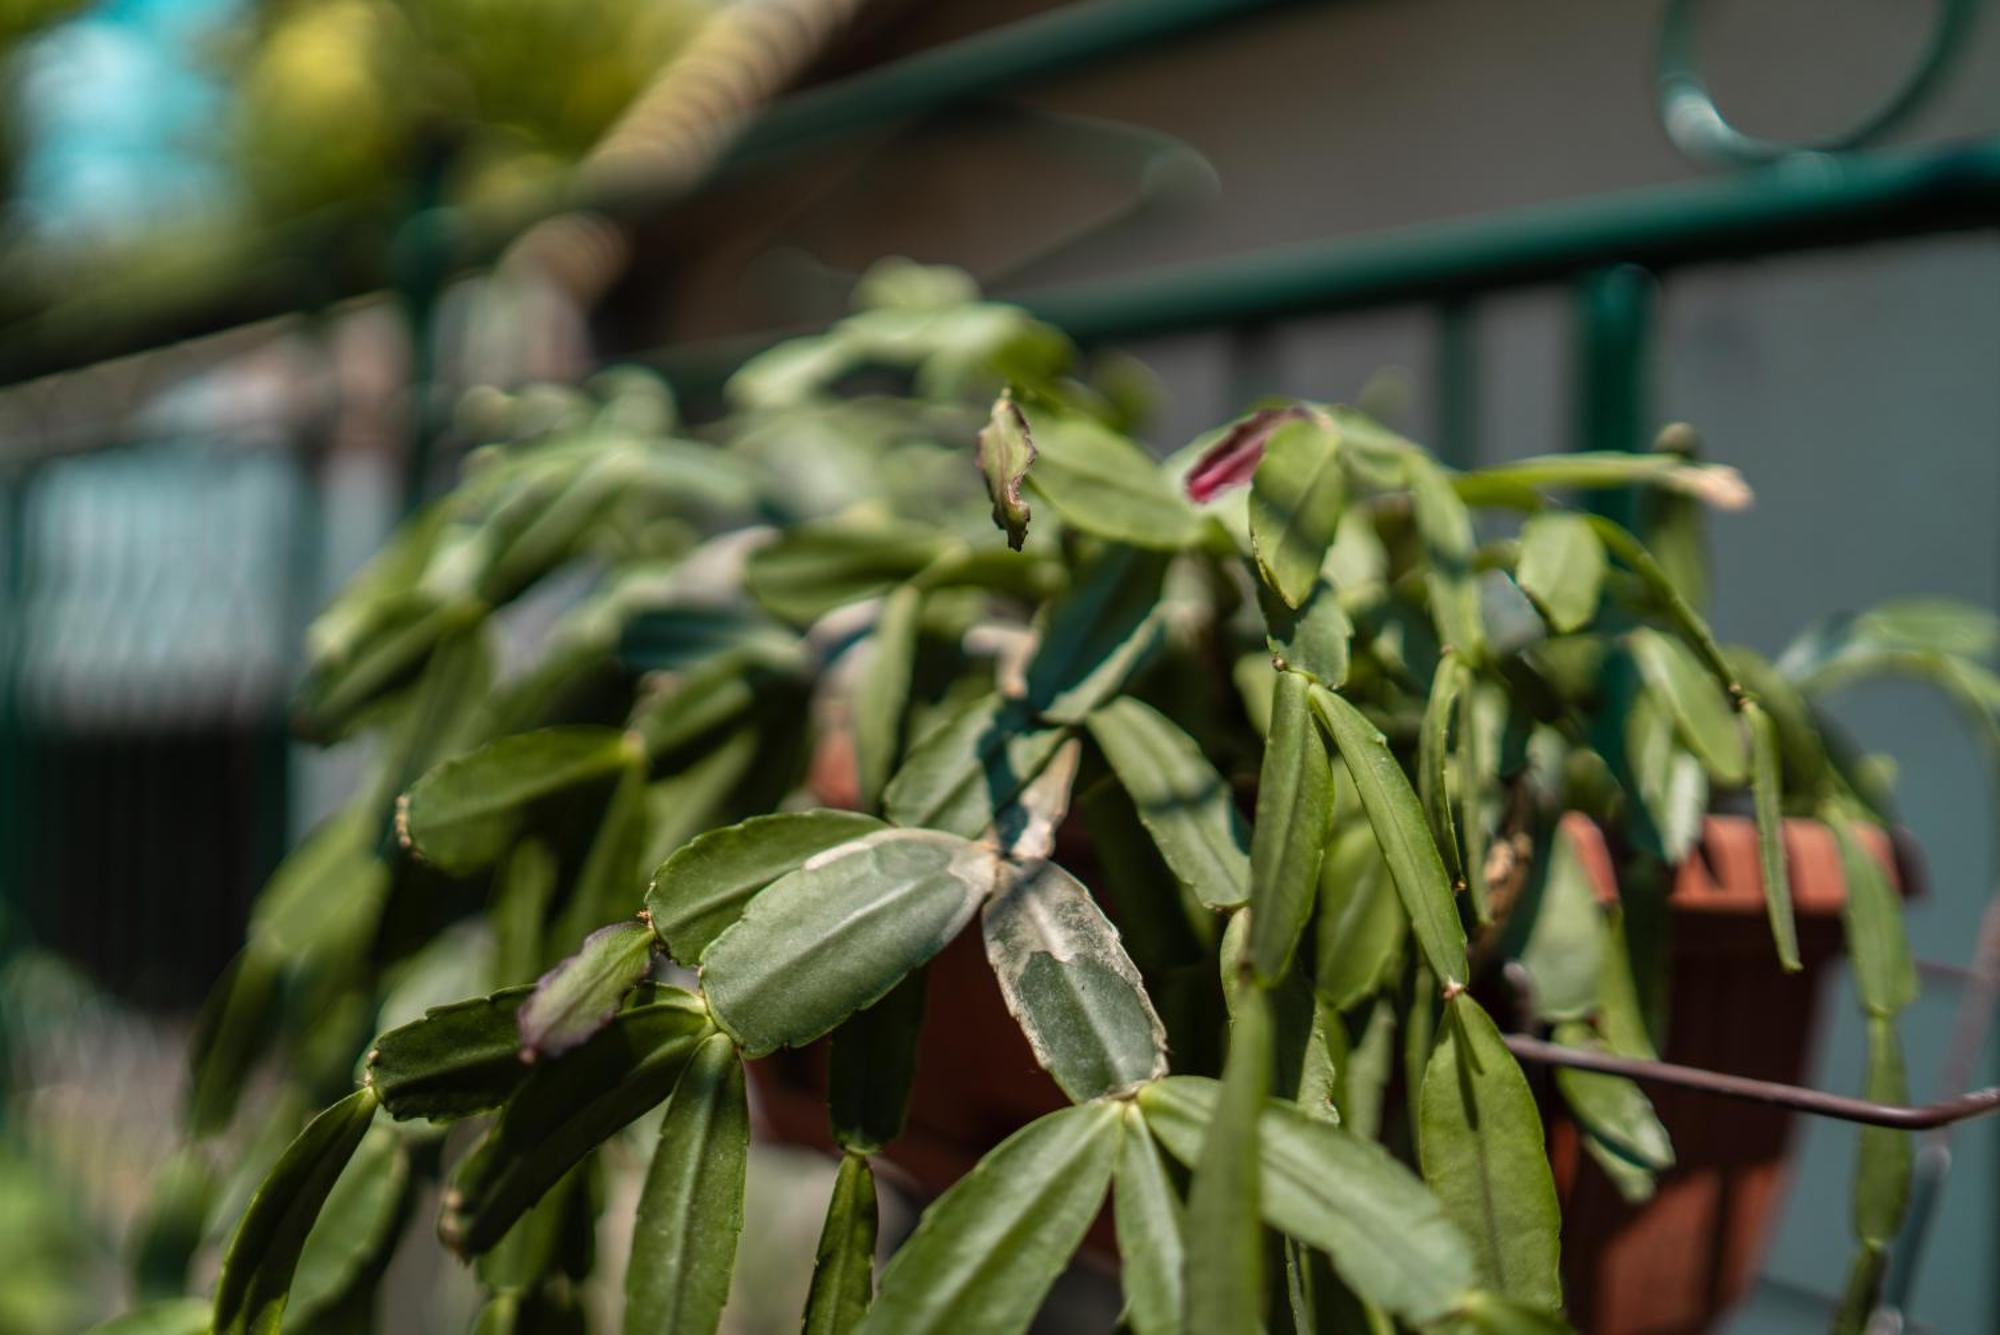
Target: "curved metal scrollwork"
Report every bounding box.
[1656,0,1982,168]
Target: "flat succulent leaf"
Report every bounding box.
[1583,515,1737,690]
[645,810,886,964]
[469,1288,587,1334]
[1418,996,1563,1309]
[625,1034,749,1335]
[1418,657,1470,891]
[288,1121,412,1327]
[1184,406,1313,502]
[400,727,640,875]
[1853,1017,1913,1246]
[625,652,771,761]
[745,518,947,626]
[1025,417,1204,551]
[992,737,1083,864]
[294,592,484,743]
[1249,417,1346,608]
[86,1299,215,1335]
[1138,1076,1476,1323]
[883,692,1071,838]
[1515,513,1606,635]
[829,968,929,1153]
[553,755,660,954]
[1549,1022,1673,1172]
[442,995,711,1255]
[1457,451,1749,511]
[1312,687,1468,987]
[1260,575,1351,687]
[518,920,658,1061]
[1434,1290,1579,1333]
[982,858,1168,1101]
[1744,700,1801,971]
[1625,693,1708,862]
[476,1163,594,1297]
[1113,1106,1187,1335]
[1085,696,1250,909]
[367,986,535,1121]
[1629,628,1746,784]
[856,584,924,808]
[1407,455,1485,661]
[856,1100,1120,1335]
[1024,547,1170,723]
[1250,672,1334,984]
[213,1087,380,1335]
[1832,1242,1890,1335]
[1518,827,1604,1023]
[701,829,998,1057]
[804,1153,880,1335]
[620,604,798,675]
[494,840,559,986]
[977,394,1038,550]
[1779,596,2000,684]
[1314,824,1404,1011]
[1185,984,1271,1335]
[1831,815,1917,1018]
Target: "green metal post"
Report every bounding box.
[1575,265,1655,524]
[1435,300,1478,470]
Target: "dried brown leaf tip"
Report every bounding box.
[976,392,1036,551]
[1184,405,1311,502]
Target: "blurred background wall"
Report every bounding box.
[0,1,1994,1330]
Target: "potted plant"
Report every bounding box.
[113,263,1986,1335]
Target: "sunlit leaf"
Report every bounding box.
[367,988,536,1122]
[1185,985,1270,1334]
[1312,687,1468,987]
[856,1102,1120,1335]
[1417,996,1562,1309]
[829,969,928,1154]
[1249,417,1345,608]
[1026,417,1203,551]
[1407,455,1485,661]
[518,920,658,1061]
[804,1153,879,1335]
[1025,547,1170,723]
[1313,824,1404,1011]
[746,519,946,626]
[1250,672,1333,983]
[213,1087,380,1335]
[1516,512,1605,634]
[701,830,997,1056]
[1744,700,1800,971]
[1518,827,1603,1023]
[625,1034,748,1335]
[983,858,1167,1101]
[1831,814,1917,1018]
[1086,696,1250,909]
[857,584,923,809]
[1139,1076,1476,1323]
[1630,628,1746,785]
[400,728,640,875]
[883,693,1071,839]
[1549,1022,1672,1173]
[1113,1106,1186,1335]
[442,996,712,1256]
[288,1121,412,1328]
[646,810,886,965]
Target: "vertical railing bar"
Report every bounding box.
[1434,299,1478,469]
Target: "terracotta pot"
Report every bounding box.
[1547,812,1919,1335]
[745,808,1918,1327]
